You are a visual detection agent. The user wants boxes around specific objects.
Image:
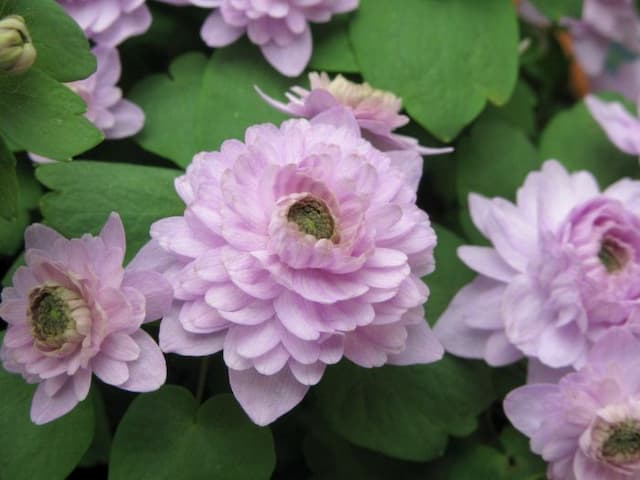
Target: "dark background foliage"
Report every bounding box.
[1,0,636,478]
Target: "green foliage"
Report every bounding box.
[529,0,583,20]
[0,160,41,254]
[314,357,494,461]
[0,134,18,220]
[109,387,275,480]
[0,333,94,480]
[349,0,519,141]
[455,116,540,242]
[483,81,537,137]
[0,0,96,82]
[540,96,638,186]
[309,15,359,73]
[0,0,102,198]
[131,43,291,168]
[0,69,102,161]
[36,161,184,259]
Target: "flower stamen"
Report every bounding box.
[287,196,337,241]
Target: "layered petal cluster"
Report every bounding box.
[435,160,640,370]
[58,0,151,46]
[505,330,640,480]
[0,214,171,424]
[31,46,145,163]
[157,0,359,76]
[586,95,640,156]
[144,109,443,425]
[564,0,640,101]
[258,72,453,161]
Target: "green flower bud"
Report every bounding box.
[0,15,36,76]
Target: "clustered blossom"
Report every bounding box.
[137,107,443,425]
[258,72,453,159]
[435,160,640,371]
[30,46,145,163]
[586,94,640,157]
[157,0,359,76]
[0,214,171,424]
[505,330,640,480]
[57,0,151,46]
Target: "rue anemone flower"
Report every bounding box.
[156,0,359,77]
[505,329,640,480]
[257,71,453,164]
[435,160,640,373]
[137,107,444,425]
[0,213,171,424]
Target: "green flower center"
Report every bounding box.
[602,422,640,460]
[287,197,336,241]
[598,238,628,273]
[28,286,76,344]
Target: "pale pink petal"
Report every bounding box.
[260,28,312,77]
[31,380,80,425]
[119,330,167,392]
[229,367,309,426]
[200,10,245,47]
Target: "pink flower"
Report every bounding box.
[139,108,443,425]
[257,72,453,160]
[517,0,551,29]
[505,329,640,480]
[585,95,640,156]
[31,46,145,164]
[565,0,640,101]
[58,0,151,46]
[434,160,640,369]
[156,0,359,77]
[0,213,171,424]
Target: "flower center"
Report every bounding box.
[602,422,640,462]
[598,238,629,273]
[28,285,86,350]
[286,196,336,241]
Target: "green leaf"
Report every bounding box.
[529,0,582,21]
[0,69,103,160]
[79,388,112,468]
[131,43,290,168]
[2,252,24,286]
[0,332,95,480]
[483,81,537,137]
[36,161,183,259]
[314,357,494,461]
[428,444,512,480]
[499,427,546,480]
[304,426,419,480]
[1,0,96,82]
[109,387,275,480]
[0,135,18,220]
[309,15,359,73]
[456,117,540,243]
[425,225,474,326]
[0,160,43,255]
[539,96,638,187]
[349,0,519,141]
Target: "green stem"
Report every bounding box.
[195,356,210,404]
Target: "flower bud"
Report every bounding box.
[0,15,36,75]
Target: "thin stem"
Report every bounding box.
[195,356,210,404]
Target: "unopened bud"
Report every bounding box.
[0,15,36,75]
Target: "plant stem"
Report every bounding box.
[195,356,210,404]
